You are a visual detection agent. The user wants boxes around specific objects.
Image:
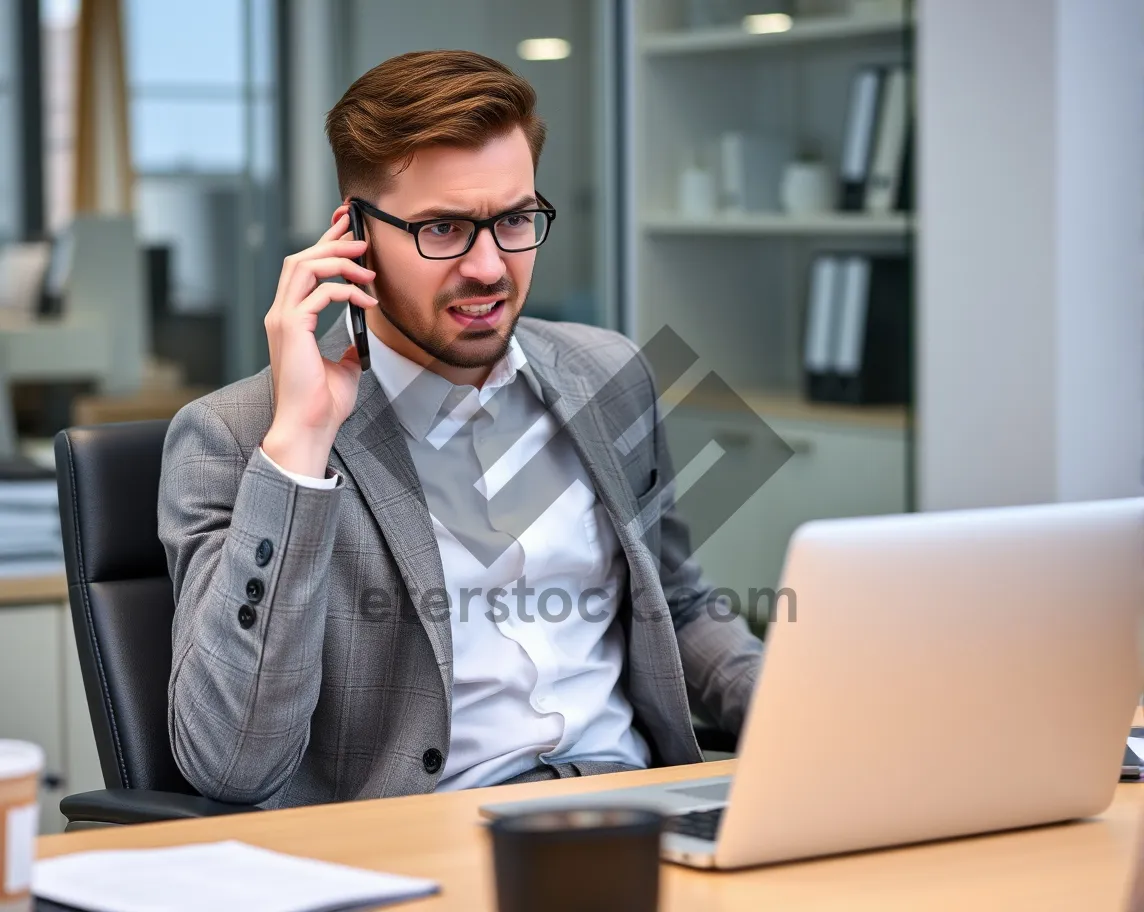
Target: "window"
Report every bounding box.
[37,0,277,240]
[122,0,279,324]
[127,0,246,173]
[41,0,77,234]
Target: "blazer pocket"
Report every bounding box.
[632,468,660,507]
[631,472,663,558]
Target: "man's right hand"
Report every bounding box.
[261,207,378,478]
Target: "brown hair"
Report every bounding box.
[325,50,547,200]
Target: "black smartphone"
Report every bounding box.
[347,200,371,371]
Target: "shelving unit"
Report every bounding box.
[661,386,907,432]
[642,210,911,237]
[626,0,914,597]
[640,9,910,55]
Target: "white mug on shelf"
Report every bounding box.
[678,162,716,218]
[780,160,833,215]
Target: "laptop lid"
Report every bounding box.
[715,498,1144,869]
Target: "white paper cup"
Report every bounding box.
[0,742,43,912]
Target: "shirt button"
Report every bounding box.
[237,604,257,629]
[255,539,273,566]
[245,578,264,602]
[422,747,443,775]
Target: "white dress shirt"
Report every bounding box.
[259,312,649,789]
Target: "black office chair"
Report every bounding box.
[54,420,258,828]
[53,419,736,828]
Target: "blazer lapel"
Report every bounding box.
[515,328,644,563]
[318,318,453,702]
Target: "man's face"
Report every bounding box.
[360,127,538,373]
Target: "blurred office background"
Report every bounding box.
[0,0,1141,832]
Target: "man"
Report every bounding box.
[160,49,762,808]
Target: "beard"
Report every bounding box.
[374,277,523,370]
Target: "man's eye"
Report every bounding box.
[427,222,456,237]
[500,214,532,228]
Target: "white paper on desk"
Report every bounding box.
[33,840,439,912]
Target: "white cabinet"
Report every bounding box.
[665,405,907,627]
[0,605,65,832]
[0,599,103,833]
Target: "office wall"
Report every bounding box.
[918,0,1144,510]
[1054,0,1144,502]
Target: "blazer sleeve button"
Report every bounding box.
[422,748,443,774]
[237,604,257,629]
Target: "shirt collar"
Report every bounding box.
[346,307,535,441]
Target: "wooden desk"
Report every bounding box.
[37,758,1144,911]
[0,575,67,608]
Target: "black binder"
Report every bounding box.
[802,254,910,405]
[838,67,884,211]
[803,255,843,402]
[864,65,910,213]
[894,120,914,212]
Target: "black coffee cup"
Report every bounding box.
[489,806,664,912]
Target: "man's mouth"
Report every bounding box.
[447,298,506,327]
[453,300,499,316]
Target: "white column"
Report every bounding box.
[917,0,1144,510]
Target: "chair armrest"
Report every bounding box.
[60,789,260,826]
[693,721,738,755]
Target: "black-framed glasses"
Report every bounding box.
[350,192,556,260]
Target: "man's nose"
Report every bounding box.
[457,226,507,285]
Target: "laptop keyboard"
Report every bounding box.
[664,807,724,842]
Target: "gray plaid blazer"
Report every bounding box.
[159,313,763,808]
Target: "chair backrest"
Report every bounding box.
[54,420,194,794]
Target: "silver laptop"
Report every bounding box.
[481,498,1144,869]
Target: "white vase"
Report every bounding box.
[780,161,833,215]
